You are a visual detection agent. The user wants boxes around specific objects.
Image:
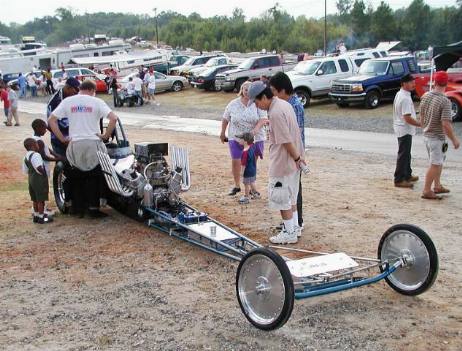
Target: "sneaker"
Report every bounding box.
[239,196,250,204]
[250,190,261,199]
[36,215,53,224]
[228,187,241,196]
[294,225,302,238]
[269,229,298,244]
[45,208,56,217]
[394,180,413,188]
[408,175,419,182]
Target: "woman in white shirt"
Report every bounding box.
[220,81,267,195]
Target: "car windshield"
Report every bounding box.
[238,58,254,70]
[184,57,196,65]
[205,59,218,67]
[359,60,389,75]
[293,61,321,75]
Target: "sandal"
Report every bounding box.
[433,186,450,194]
[421,192,442,200]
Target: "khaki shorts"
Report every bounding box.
[424,137,446,166]
[268,170,300,211]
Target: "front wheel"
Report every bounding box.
[236,248,294,330]
[53,161,68,214]
[172,81,183,92]
[295,89,310,108]
[365,90,381,109]
[378,224,438,296]
[449,97,461,122]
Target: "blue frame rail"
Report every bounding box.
[294,261,400,300]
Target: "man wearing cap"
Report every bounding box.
[249,81,306,244]
[419,71,460,200]
[47,77,81,157]
[46,77,81,212]
[392,73,421,188]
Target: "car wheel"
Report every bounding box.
[365,90,381,109]
[172,81,183,92]
[235,79,246,93]
[214,83,222,92]
[449,97,461,122]
[295,89,310,108]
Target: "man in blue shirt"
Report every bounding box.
[269,72,306,229]
[18,73,27,98]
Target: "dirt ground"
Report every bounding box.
[0,112,461,351]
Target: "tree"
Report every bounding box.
[350,0,369,35]
[370,1,396,41]
[400,0,431,51]
[336,0,353,16]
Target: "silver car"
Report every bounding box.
[120,71,188,93]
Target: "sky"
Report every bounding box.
[0,0,457,25]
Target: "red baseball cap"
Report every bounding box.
[434,71,448,86]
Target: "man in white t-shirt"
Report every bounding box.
[146,69,160,106]
[133,74,143,98]
[48,80,118,218]
[393,74,421,188]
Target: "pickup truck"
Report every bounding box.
[169,54,225,76]
[215,55,297,92]
[288,56,359,107]
[186,56,231,81]
[329,56,420,108]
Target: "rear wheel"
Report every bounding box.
[378,224,438,296]
[235,79,247,93]
[53,161,68,214]
[449,97,461,122]
[365,90,381,109]
[172,81,183,92]
[295,88,310,108]
[236,248,294,330]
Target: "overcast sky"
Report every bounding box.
[0,0,457,25]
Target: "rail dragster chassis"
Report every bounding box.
[53,120,439,331]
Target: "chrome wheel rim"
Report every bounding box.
[370,95,379,107]
[173,83,182,91]
[296,93,307,106]
[381,229,430,291]
[450,100,458,121]
[238,254,285,326]
[57,171,66,204]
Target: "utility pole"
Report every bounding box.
[324,0,327,56]
[153,8,159,47]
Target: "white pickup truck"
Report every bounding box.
[287,56,359,107]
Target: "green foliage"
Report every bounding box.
[0,2,459,53]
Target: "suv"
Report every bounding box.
[288,56,358,107]
[169,55,224,76]
[215,55,296,92]
[329,56,419,108]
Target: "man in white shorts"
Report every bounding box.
[419,71,460,200]
[248,81,306,244]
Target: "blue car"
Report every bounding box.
[329,56,420,108]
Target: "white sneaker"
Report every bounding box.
[294,225,302,238]
[270,229,298,244]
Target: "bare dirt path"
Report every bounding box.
[0,112,461,350]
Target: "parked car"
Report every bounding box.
[75,75,109,93]
[51,67,106,83]
[169,54,225,76]
[7,71,42,87]
[190,64,238,91]
[119,72,188,93]
[329,56,420,108]
[215,55,297,92]
[186,56,231,81]
[287,56,359,107]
